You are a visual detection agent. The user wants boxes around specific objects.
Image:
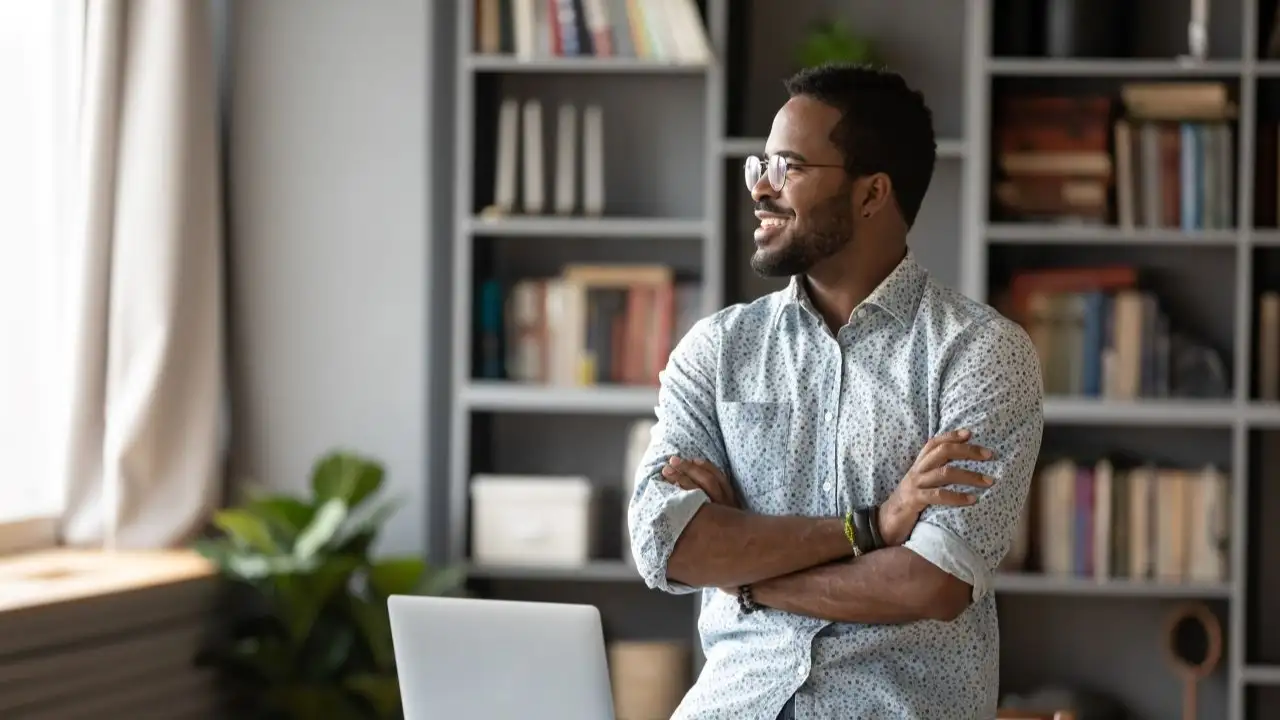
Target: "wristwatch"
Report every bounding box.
[845,505,883,556]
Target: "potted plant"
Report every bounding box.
[795,19,882,69]
[193,451,465,720]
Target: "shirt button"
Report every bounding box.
[823,481,833,492]
[824,410,833,421]
[796,666,806,678]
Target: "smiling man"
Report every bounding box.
[626,63,1044,719]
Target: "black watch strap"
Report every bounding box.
[851,507,878,555]
[867,505,885,550]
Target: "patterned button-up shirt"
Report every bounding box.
[627,250,1044,719]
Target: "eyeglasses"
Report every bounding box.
[744,154,844,192]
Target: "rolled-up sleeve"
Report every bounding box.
[627,316,729,594]
[904,316,1044,603]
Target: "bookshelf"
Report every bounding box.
[969,0,1280,717]
[444,0,1280,717]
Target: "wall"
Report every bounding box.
[223,0,449,556]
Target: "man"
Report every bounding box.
[626,62,1044,720]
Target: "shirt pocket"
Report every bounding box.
[717,400,792,502]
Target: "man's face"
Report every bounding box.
[749,95,855,278]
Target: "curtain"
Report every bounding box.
[57,0,224,549]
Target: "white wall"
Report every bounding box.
[224,0,436,555]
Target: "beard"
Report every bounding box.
[750,188,855,278]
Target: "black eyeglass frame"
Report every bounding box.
[744,153,845,192]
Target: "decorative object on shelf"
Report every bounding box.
[794,18,880,70]
[1184,0,1208,62]
[192,451,465,720]
[1162,600,1222,720]
[1041,0,1128,58]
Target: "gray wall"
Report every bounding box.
[224,0,446,556]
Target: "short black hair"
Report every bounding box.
[784,62,936,227]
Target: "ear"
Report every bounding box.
[858,173,894,219]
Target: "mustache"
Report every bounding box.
[754,200,792,215]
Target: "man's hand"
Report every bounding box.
[878,428,995,546]
[659,456,742,596]
[660,456,738,508]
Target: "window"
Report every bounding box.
[0,0,83,545]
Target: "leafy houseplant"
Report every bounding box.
[193,451,465,720]
[795,19,882,69]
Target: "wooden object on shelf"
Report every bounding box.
[607,640,689,720]
[1163,601,1224,720]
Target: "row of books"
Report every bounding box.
[485,97,605,218]
[992,81,1237,230]
[1260,290,1280,400]
[477,263,700,385]
[997,265,1230,400]
[474,0,711,64]
[1019,458,1230,584]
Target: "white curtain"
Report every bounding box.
[56,0,225,549]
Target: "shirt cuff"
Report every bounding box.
[633,486,709,594]
[902,520,991,603]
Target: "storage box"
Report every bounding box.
[470,474,595,566]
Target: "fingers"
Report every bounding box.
[916,428,971,460]
[660,465,701,493]
[661,457,733,505]
[919,435,995,471]
[915,464,994,491]
[916,487,980,507]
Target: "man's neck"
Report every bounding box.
[803,243,907,333]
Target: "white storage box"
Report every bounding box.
[470,474,595,567]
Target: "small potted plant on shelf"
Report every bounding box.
[193,450,465,720]
[795,18,882,69]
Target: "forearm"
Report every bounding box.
[748,547,972,624]
[664,503,853,589]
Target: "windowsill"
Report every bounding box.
[0,547,216,616]
[0,516,59,555]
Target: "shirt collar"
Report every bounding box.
[787,249,927,327]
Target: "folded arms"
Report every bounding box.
[626,316,1044,625]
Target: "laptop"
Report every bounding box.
[387,594,616,720]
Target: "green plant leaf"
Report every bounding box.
[268,684,365,720]
[367,557,426,598]
[276,555,361,644]
[214,509,280,554]
[249,496,318,544]
[298,611,357,681]
[346,673,402,719]
[348,595,395,672]
[330,495,400,554]
[416,564,467,597]
[294,498,349,561]
[311,452,385,509]
[192,537,236,570]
